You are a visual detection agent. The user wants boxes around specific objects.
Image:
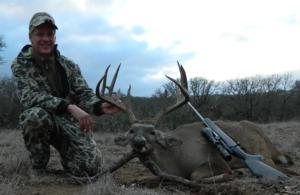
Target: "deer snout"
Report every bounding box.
[132,135,146,149]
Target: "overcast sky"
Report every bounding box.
[1,0,300,96]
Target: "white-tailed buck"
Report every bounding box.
[96,63,295,186]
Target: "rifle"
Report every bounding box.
[187,102,288,179]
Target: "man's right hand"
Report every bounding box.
[101,102,122,114]
[67,104,93,132]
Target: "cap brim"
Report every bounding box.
[30,22,58,32]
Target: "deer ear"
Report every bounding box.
[155,131,183,148]
[114,135,130,146]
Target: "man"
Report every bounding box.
[11,12,120,178]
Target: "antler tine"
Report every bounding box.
[152,64,189,125]
[95,76,103,99]
[165,75,189,107]
[124,85,138,123]
[109,63,121,96]
[177,61,188,90]
[95,64,110,98]
[95,64,126,111]
[102,64,110,95]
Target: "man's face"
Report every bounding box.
[29,23,56,56]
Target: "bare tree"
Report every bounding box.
[189,77,214,104]
[0,77,23,128]
[257,73,294,121]
[0,36,6,65]
[220,77,261,120]
[218,73,296,121]
[293,80,300,117]
[277,73,295,120]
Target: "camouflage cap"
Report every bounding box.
[29,12,58,33]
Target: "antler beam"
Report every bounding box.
[152,61,189,125]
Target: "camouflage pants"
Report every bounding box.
[19,107,102,177]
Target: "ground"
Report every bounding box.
[0,121,300,195]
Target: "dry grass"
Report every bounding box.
[77,174,173,195]
[0,130,30,176]
[0,130,28,195]
[0,121,300,195]
[0,180,16,195]
[260,120,300,157]
[0,129,172,195]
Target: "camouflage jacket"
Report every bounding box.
[11,45,103,115]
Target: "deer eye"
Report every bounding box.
[129,129,134,134]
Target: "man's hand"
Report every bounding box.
[101,102,122,114]
[67,104,93,132]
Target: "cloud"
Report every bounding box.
[219,32,249,42]
[1,0,300,96]
[0,4,194,96]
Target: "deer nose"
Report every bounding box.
[133,136,146,148]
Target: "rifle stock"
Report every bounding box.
[187,102,288,179]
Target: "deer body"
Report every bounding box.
[116,120,292,182]
[147,123,219,178]
[97,63,293,184]
[152,122,229,179]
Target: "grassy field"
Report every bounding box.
[0,121,300,195]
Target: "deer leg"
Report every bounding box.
[197,168,256,183]
[198,172,235,183]
[140,156,203,188]
[102,150,137,174]
[191,153,234,183]
[69,150,137,184]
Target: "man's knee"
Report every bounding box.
[19,107,54,131]
[20,107,54,157]
[63,149,103,177]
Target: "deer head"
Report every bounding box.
[96,62,189,153]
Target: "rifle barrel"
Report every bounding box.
[187,102,205,122]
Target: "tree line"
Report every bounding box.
[0,74,299,129]
[154,74,300,126]
[0,37,300,129]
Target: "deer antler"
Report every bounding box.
[123,85,138,123]
[96,64,138,123]
[96,63,189,125]
[95,64,125,111]
[152,61,189,125]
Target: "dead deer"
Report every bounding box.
[96,63,294,186]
